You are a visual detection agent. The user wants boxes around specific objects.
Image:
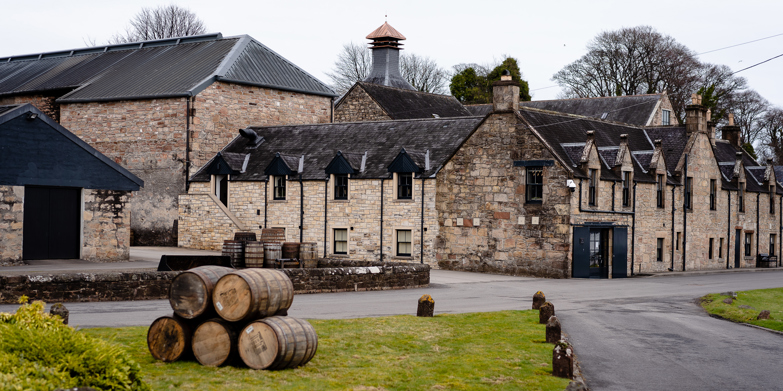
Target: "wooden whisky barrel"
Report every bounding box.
[222,240,245,268]
[147,315,193,362]
[212,269,294,322]
[263,242,282,264]
[192,318,240,367]
[259,228,286,244]
[299,243,317,268]
[282,242,300,260]
[169,266,234,319]
[238,316,318,370]
[234,231,257,242]
[244,241,265,268]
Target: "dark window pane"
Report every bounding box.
[398,173,412,200]
[526,167,543,203]
[334,174,348,200]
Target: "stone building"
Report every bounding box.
[180,73,780,278]
[334,22,470,122]
[0,104,143,264]
[467,93,679,127]
[0,33,336,245]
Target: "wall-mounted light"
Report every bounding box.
[26,113,38,120]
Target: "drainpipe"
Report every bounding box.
[612,181,616,211]
[631,181,637,276]
[324,176,329,257]
[380,178,385,262]
[299,174,304,243]
[420,177,425,264]
[727,191,731,269]
[185,97,192,192]
[779,195,782,267]
[756,192,760,258]
[264,178,268,228]
[670,185,676,271]
[682,154,688,271]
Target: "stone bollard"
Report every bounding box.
[532,291,546,309]
[417,294,434,317]
[539,302,555,324]
[552,340,574,379]
[50,303,69,325]
[546,316,561,343]
[758,310,771,320]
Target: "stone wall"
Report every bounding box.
[0,186,24,266]
[435,113,574,278]
[0,94,60,122]
[334,85,391,123]
[648,94,679,126]
[179,177,440,266]
[283,260,429,293]
[82,190,132,262]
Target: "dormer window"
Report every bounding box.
[684,177,693,210]
[335,174,349,200]
[622,171,631,207]
[214,175,228,207]
[710,179,716,210]
[398,172,413,200]
[588,169,597,206]
[739,183,745,213]
[770,186,775,214]
[662,110,671,126]
[657,174,665,208]
[274,175,286,200]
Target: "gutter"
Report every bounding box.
[380,178,385,262]
[682,155,688,271]
[264,179,268,228]
[756,193,760,259]
[631,182,637,276]
[727,191,731,269]
[324,177,329,257]
[670,185,676,271]
[420,177,425,264]
[299,174,304,243]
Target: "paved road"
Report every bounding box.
[2,264,782,390]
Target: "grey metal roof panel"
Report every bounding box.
[223,40,336,97]
[191,117,484,181]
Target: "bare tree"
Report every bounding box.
[759,107,783,163]
[727,90,768,146]
[109,4,207,44]
[399,53,448,94]
[326,42,373,95]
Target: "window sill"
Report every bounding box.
[331,199,350,203]
[395,199,415,203]
[393,256,414,260]
[331,253,349,258]
[270,199,288,203]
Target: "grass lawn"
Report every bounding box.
[83,310,570,391]
[700,287,783,332]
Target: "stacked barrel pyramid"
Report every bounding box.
[147,266,317,369]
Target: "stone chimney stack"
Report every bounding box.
[722,113,742,147]
[492,70,520,113]
[706,108,717,144]
[685,93,707,134]
[364,22,415,90]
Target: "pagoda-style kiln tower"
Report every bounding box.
[364,22,415,90]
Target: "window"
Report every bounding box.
[656,238,664,262]
[710,179,716,211]
[657,174,665,208]
[622,171,631,207]
[214,175,228,207]
[770,187,775,215]
[526,167,543,203]
[334,174,348,200]
[745,233,752,257]
[719,238,724,258]
[709,238,714,259]
[397,230,412,256]
[662,110,671,126]
[684,177,693,210]
[770,234,776,257]
[588,169,597,206]
[397,173,412,200]
[676,232,681,250]
[273,175,286,200]
[333,229,347,255]
[739,183,745,213]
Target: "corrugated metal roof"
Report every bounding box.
[0,33,336,102]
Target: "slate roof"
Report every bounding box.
[711,140,771,192]
[465,104,492,116]
[644,127,688,179]
[191,116,485,182]
[775,166,783,185]
[0,33,336,103]
[348,82,472,120]
[518,107,656,182]
[519,94,662,126]
[0,104,143,190]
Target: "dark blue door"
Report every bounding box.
[612,227,628,278]
[23,186,81,260]
[573,227,590,278]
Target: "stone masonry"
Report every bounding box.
[334,85,391,123]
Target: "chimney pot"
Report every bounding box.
[728,113,735,126]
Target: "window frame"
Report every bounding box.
[397,172,413,200]
[656,174,665,208]
[684,176,693,210]
[334,174,349,200]
[745,232,752,257]
[333,228,348,255]
[656,238,664,262]
[710,179,716,211]
[739,183,745,213]
[525,166,543,204]
[622,171,631,207]
[662,109,671,126]
[214,174,228,207]
[770,186,775,215]
[396,229,412,257]
[273,175,286,200]
[709,238,714,259]
[588,169,597,206]
[719,238,724,258]
[770,234,776,257]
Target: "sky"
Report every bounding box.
[3,0,782,107]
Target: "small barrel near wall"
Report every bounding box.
[222,240,245,268]
[260,228,286,244]
[238,316,318,370]
[264,243,282,265]
[169,265,234,319]
[212,269,294,322]
[282,242,300,260]
[192,318,240,367]
[299,243,317,268]
[245,242,265,268]
[234,231,257,242]
[147,315,193,362]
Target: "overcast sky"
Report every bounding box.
[3,0,782,107]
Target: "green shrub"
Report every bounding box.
[0,296,149,391]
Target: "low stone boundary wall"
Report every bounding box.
[0,260,430,303]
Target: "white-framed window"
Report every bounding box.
[273,175,286,200]
[397,173,413,200]
[526,167,543,204]
[334,174,349,200]
[662,109,671,126]
[396,229,412,257]
[333,228,348,255]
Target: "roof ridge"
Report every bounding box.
[519,106,646,129]
[522,93,661,103]
[249,115,483,130]
[359,81,454,97]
